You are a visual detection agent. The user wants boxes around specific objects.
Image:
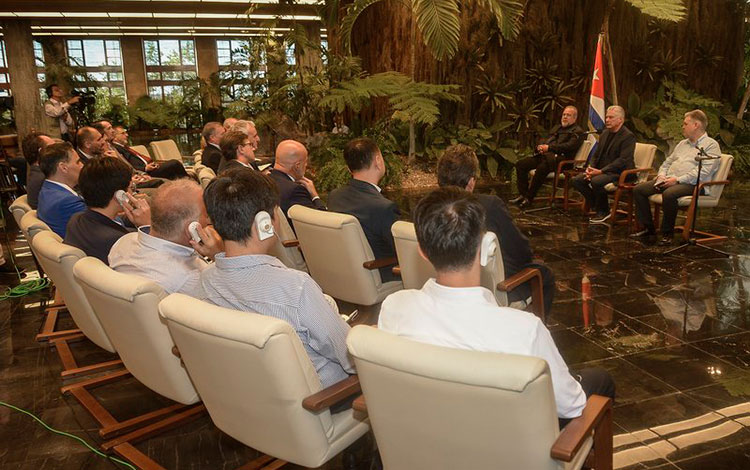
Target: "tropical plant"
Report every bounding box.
[339,0,525,61]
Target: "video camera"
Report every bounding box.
[71,89,96,108]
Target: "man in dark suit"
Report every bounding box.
[437,144,556,315]
[200,122,225,174]
[328,138,400,282]
[37,142,86,238]
[269,140,325,220]
[571,105,636,224]
[511,106,585,209]
[21,132,55,209]
[111,125,188,180]
[218,131,259,174]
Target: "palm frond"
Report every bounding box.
[473,0,524,41]
[624,0,687,22]
[412,0,461,60]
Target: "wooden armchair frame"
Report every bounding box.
[653,179,730,244]
[606,166,654,230]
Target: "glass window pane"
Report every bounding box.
[218,50,231,66]
[149,86,163,100]
[182,70,197,80]
[108,72,123,81]
[163,85,182,100]
[147,72,161,80]
[37,73,45,83]
[163,71,181,81]
[159,40,180,65]
[180,40,195,65]
[83,40,106,67]
[0,41,6,68]
[0,74,7,84]
[33,41,45,67]
[111,87,125,98]
[144,40,160,66]
[68,50,84,67]
[89,72,108,82]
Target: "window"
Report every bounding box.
[0,41,9,97]
[144,39,198,101]
[34,40,46,88]
[65,39,126,98]
[217,39,267,104]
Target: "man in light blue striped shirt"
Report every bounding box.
[631,109,721,246]
[200,169,354,388]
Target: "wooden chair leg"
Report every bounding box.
[681,202,697,242]
[609,189,622,225]
[593,405,613,470]
[36,306,81,342]
[101,404,206,451]
[234,455,279,470]
[50,335,124,380]
[653,204,661,232]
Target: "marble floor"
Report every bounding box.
[1,178,750,469]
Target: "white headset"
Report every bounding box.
[254,210,275,241]
[479,232,498,267]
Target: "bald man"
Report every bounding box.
[223,117,238,131]
[269,140,326,219]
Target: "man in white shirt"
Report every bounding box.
[631,109,722,246]
[378,187,614,424]
[109,179,221,297]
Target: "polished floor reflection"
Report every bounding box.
[1,179,749,469]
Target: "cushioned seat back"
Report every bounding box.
[689,154,733,207]
[73,257,199,405]
[347,326,560,470]
[196,165,216,190]
[159,293,337,466]
[149,140,182,162]
[391,221,435,289]
[480,231,510,306]
[32,232,115,352]
[288,205,382,305]
[574,139,594,164]
[19,210,57,243]
[192,149,203,165]
[130,145,152,160]
[269,206,307,272]
[633,143,657,183]
[9,195,31,227]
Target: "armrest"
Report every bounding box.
[363,257,398,270]
[302,375,361,412]
[616,167,651,186]
[551,395,612,462]
[497,267,545,321]
[698,179,729,192]
[556,159,577,174]
[353,394,367,413]
[392,265,401,276]
[281,239,299,248]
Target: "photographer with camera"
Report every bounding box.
[43,84,80,142]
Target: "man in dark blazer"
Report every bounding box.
[111,126,188,180]
[511,106,585,209]
[269,140,325,220]
[328,138,401,282]
[21,132,55,209]
[571,105,636,224]
[437,144,556,315]
[217,131,260,174]
[37,142,86,238]
[200,122,225,174]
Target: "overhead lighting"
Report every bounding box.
[243,14,321,21]
[154,13,196,18]
[196,14,238,19]
[62,12,109,17]
[109,13,153,18]
[36,25,83,30]
[12,12,65,17]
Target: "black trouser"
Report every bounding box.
[633,180,695,235]
[515,153,558,201]
[507,262,555,317]
[8,156,27,187]
[147,160,189,180]
[559,367,616,429]
[570,173,619,215]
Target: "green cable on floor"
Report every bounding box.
[0,400,137,470]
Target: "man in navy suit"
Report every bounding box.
[37,142,86,238]
[269,140,325,220]
[200,122,225,174]
[328,138,400,282]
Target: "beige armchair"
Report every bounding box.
[604,143,657,228]
[31,232,122,378]
[391,221,546,320]
[269,206,308,272]
[195,164,216,190]
[19,210,63,325]
[529,140,593,211]
[9,194,31,227]
[159,293,370,468]
[71,257,204,466]
[649,153,734,243]
[288,205,402,306]
[149,139,186,162]
[347,325,613,470]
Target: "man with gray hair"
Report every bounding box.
[571,105,636,224]
[200,122,225,173]
[230,120,260,151]
[631,109,721,246]
[108,179,223,296]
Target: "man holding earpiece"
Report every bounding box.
[200,169,354,389]
[378,188,615,425]
[109,179,222,297]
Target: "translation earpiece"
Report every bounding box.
[479,232,498,267]
[255,210,275,241]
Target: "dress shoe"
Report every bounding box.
[630,228,655,238]
[509,195,526,205]
[658,233,674,246]
[518,198,532,210]
[589,212,611,224]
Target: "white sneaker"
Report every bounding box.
[589,212,611,224]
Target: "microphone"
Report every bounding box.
[694,155,720,162]
[576,130,601,136]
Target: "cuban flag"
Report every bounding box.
[586,34,606,164]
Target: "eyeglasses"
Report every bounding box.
[241,142,253,147]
